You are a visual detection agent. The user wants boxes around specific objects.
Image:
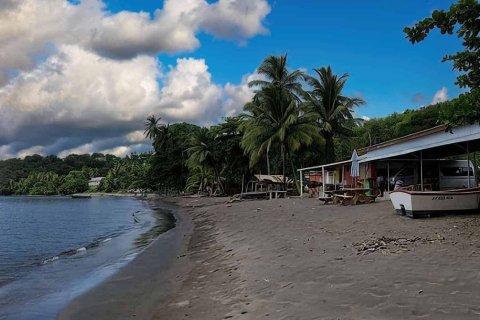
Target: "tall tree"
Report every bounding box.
[144,115,162,140]
[404,0,480,128]
[242,87,319,189]
[304,66,365,163]
[249,53,305,100]
[248,54,306,172]
[186,128,224,194]
[404,0,480,89]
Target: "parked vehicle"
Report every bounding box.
[389,160,477,190]
[438,160,476,190]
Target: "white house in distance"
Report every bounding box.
[88,177,105,188]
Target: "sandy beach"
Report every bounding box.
[61,197,480,319]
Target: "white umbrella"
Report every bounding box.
[350,149,360,178]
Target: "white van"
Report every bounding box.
[389,160,476,190]
[438,160,476,190]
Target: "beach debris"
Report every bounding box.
[176,300,190,307]
[226,204,232,207]
[418,289,423,294]
[352,236,444,255]
[256,208,262,211]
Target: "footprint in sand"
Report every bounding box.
[365,288,391,298]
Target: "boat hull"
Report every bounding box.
[390,188,480,218]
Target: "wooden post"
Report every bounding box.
[322,166,325,198]
[420,151,424,191]
[467,141,471,188]
[300,170,303,197]
[387,161,390,192]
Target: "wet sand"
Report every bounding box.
[62,197,480,319]
[58,200,193,320]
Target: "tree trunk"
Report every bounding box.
[266,145,271,175]
[325,135,335,164]
[288,151,299,194]
[282,144,286,191]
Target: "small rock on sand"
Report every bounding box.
[176,300,190,307]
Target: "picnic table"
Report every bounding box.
[321,188,377,205]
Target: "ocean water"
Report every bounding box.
[0,196,175,320]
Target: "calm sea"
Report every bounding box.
[0,196,175,320]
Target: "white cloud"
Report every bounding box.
[200,0,270,41]
[223,73,260,116]
[58,143,96,159]
[158,58,224,124]
[16,146,45,158]
[0,0,268,159]
[126,130,148,143]
[0,0,270,77]
[99,146,132,158]
[431,87,448,105]
[0,45,161,138]
[361,115,371,121]
[0,49,256,159]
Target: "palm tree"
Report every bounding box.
[144,115,170,154]
[144,115,161,140]
[247,54,306,174]
[186,128,223,195]
[241,87,319,190]
[304,66,365,163]
[249,53,305,100]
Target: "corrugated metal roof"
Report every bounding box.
[357,125,446,156]
[253,174,288,183]
[297,160,351,172]
[299,124,480,172]
[359,124,480,163]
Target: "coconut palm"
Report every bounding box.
[248,53,305,100]
[304,66,365,163]
[144,115,161,140]
[186,128,224,195]
[144,115,171,154]
[241,87,319,189]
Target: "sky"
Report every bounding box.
[0,0,464,159]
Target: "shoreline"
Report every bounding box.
[58,197,193,320]
[60,196,480,319]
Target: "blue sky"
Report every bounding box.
[0,0,465,158]
[107,0,463,119]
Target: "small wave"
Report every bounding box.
[76,247,87,253]
[102,237,112,243]
[42,256,59,264]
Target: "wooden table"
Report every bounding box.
[269,190,287,200]
[331,188,375,205]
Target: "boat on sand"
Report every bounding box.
[389,187,480,218]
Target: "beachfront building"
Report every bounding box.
[88,177,105,188]
[299,124,480,198]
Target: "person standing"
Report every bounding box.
[376,175,385,197]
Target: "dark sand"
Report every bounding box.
[58,200,193,320]
[61,197,480,319]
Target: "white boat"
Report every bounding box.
[389,187,480,218]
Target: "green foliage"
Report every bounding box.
[145,123,202,192]
[334,104,445,161]
[404,0,480,89]
[0,153,117,191]
[0,153,152,195]
[438,88,480,128]
[15,172,62,196]
[98,154,152,192]
[58,170,89,195]
[303,66,365,163]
